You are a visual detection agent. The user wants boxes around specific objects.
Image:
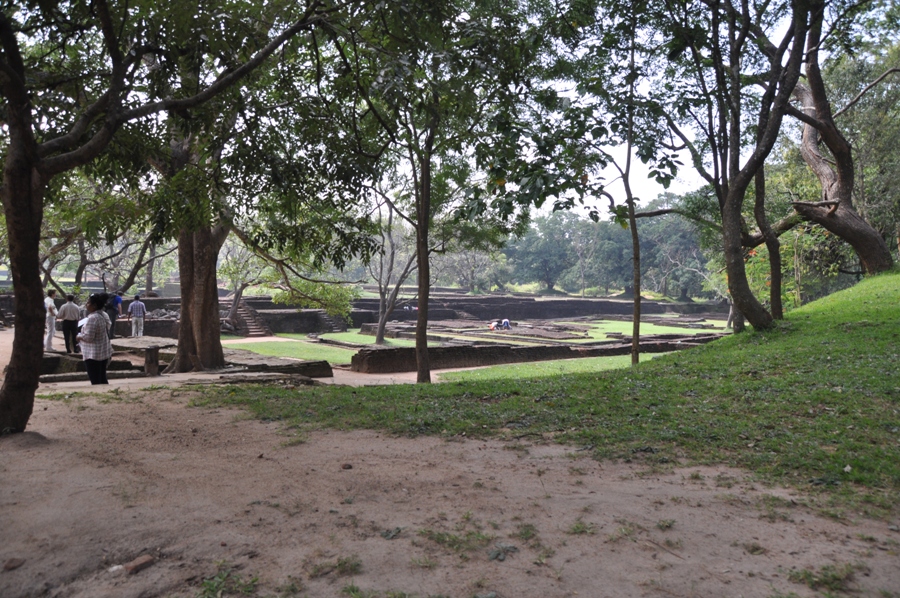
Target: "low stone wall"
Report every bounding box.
[256,309,326,334]
[349,308,457,328]
[350,334,722,373]
[350,296,728,321]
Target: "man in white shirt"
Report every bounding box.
[44,289,58,351]
[57,294,82,353]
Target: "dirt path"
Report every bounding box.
[1,329,899,597]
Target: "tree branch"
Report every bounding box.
[833,67,900,118]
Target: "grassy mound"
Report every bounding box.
[192,272,900,516]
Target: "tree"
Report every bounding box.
[506,212,576,291]
[327,0,539,382]
[0,0,335,434]
[638,197,707,300]
[366,189,418,345]
[784,6,895,275]
[217,235,274,330]
[433,245,508,293]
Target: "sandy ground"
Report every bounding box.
[2,327,899,597]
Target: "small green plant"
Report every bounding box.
[514,523,538,541]
[607,519,639,543]
[309,555,362,579]
[419,529,493,554]
[787,562,864,592]
[533,546,555,565]
[567,519,596,535]
[336,556,363,576]
[743,542,767,555]
[274,578,303,596]
[340,586,377,598]
[197,564,258,597]
[411,556,438,569]
[663,538,682,549]
[655,519,675,531]
[714,474,736,488]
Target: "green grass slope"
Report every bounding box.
[193,273,900,516]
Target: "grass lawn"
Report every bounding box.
[437,354,664,382]
[226,340,358,364]
[276,331,422,347]
[559,319,729,342]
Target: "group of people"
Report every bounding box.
[44,290,149,385]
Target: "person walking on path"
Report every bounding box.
[44,289,58,351]
[127,295,147,337]
[105,291,124,339]
[77,293,113,384]
[57,294,81,353]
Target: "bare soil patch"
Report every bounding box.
[2,390,899,598]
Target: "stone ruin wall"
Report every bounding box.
[351,335,722,373]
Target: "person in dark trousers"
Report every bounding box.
[78,293,112,384]
[105,291,124,339]
[57,294,81,353]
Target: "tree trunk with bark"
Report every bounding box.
[165,224,229,372]
[0,137,46,434]
[414,118,437,384]
[755,167,783,319]
[723,193,774,330]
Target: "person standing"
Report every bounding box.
[105,290,124,339]
[44,289,58,351]
[127,294,147,337]
[77,293,113,384]
[57,294,81,353]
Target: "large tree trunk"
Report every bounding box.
[165,224,229,372]
[723,194,775,330]
[755,166,784,319]
[0,145,46,434]
[415,236,431,383]
[790,16,893,274]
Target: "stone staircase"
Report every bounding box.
[316,311,348,333]
[222,299,272,337]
